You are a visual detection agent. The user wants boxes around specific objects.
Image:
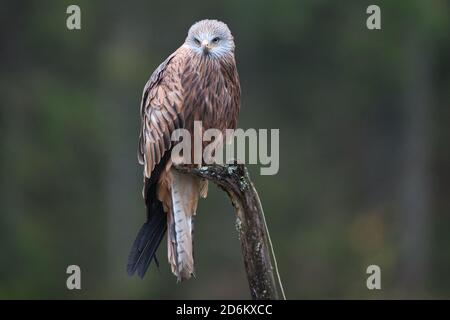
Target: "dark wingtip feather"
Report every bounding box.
[127,202,167,278]
[128,151,171,278]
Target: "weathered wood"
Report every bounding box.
[174,164,279,300]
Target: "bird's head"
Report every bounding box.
[185,19,235,58]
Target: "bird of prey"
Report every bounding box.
[127,19,241,281]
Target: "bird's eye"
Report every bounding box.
[194,38,201,45]
[212,37,220,43]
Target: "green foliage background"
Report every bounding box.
[0,0,449,299]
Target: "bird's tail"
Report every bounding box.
[127,191,167,278]
[167,169,205,281]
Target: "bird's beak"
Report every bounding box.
[201,40,210,54]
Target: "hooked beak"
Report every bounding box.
[201,40,211,54]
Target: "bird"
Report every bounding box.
[127,19,241,281]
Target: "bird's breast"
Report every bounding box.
[181,55,233,133]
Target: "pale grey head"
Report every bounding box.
[184,19,235,59]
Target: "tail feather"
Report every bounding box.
[127,200,167,278]
[169,169,200,281]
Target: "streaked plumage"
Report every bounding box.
[127,19,240,281]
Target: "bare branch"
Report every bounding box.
[174,164,280,300]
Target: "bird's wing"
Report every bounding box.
[127,48,188,278]
[138,49,185,179]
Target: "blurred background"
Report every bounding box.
[0,0,449,299]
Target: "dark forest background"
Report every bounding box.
[0,0,449,299]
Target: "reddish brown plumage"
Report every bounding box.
[138,46,240,176]
[129,19,240,281]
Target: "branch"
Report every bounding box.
[174,164,280,300]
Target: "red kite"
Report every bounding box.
[127,20,241,281]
